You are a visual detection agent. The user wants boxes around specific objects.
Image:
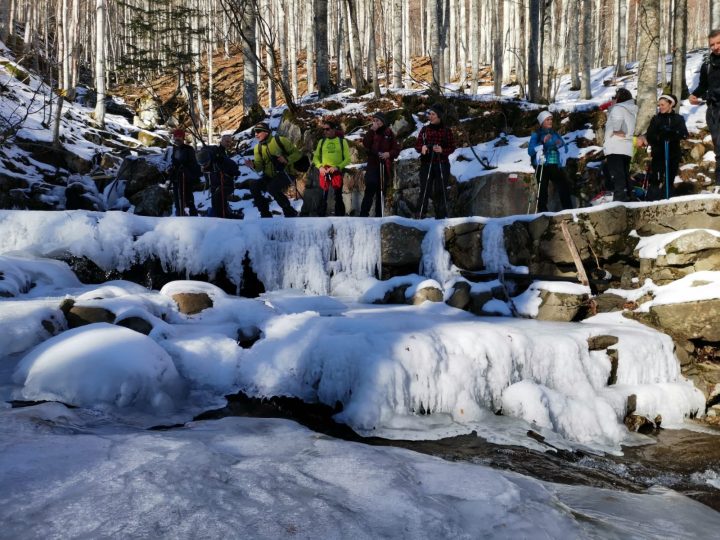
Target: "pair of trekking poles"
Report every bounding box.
[418,143,450,219]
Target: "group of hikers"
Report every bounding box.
[529,29,720,211]
[164,105,454,220]
[165,30,720,219]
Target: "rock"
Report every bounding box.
[634,198,720,235]
[593,292,627,313]
[115,156,165,199]
[65,181,102,211]
[624,414,659,434]
[172,292,214,315]
[446,281,471,310]
[380,223,425,278]
[66,305,116,328]
[468,290,495,316]
[587,335,619,350]
[129,184,173,217]
[116,316,154,335]
[454,171,534,218]
[444,222,484,271]
[535,289,588,322]
[237,326,262,348]
[409,284,443,305]
[649,299,720,341]
[136,130,168,148]
[373,284,410,305]
[503,221,532,266]
[691,143,708,162]
[606,349,619,385]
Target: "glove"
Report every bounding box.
[535,147,545,165]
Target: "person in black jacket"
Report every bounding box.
[689,29,720,188]
[360,112,400,217]
[165,129,201,216]
[639,94,689,199]
[198,134,240,218]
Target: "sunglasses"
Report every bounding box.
[323,126,334,131]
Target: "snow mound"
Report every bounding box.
[14,323,184,411]
[0,254,80,296]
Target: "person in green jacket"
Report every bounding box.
[312,119,351,216]
[244,122,300,217]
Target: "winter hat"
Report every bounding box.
[372,111,387,125]
[614,88,634,103]
[172,129,186,139]
[537,110,553,125]
[253,122,270,134]
[428,103,444,118]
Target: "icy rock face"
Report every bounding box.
[14,323,184,411]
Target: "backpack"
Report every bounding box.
[273,135,310,173]
[318,135,346,162]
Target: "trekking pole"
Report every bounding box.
[379,155,386,218]
[438,159,450,218]
[418,144,435,219]
[664,140,671,199]
[534,160,545,214]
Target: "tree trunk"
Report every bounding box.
[368,0,381,97]
[429,0,441,92]
[94,0,106,127]
[671,0,688,99]
[711,1,720,32]
[528,0,540,101]
[581,0,593,100]
[306,0,315,94]
[616,0,628,76]
[345,0,366,93]
[242,2,257,111]
[315,0,331,95]
[470,0,478,94]
[635,0,661,134]
[492,0,503,96]
[392,0,402,87]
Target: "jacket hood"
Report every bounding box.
[614,100,638,114]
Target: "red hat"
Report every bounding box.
[172,129,186,139]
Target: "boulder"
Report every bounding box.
[503,221,532,266]
[129,184,173,217]
[116,316,154,335]
[237,326,262,348]
[137,130,168,148]
[66,305,116,328]
[116,156,165,199]
[172,292,214,315]
[444,222,484,271]
[409,284,443,305]
[446,281,471,310]
[373,284,410,305]
[648,299,720,341]
[454,171,534,218]
[587,335,619,351]
[535,289,588,322]
[624,413,661,434]
[380,223,425,278]
[593,292,627,313]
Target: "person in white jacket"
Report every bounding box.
[603,88,638,202]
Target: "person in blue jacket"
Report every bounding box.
[528,111,573,212]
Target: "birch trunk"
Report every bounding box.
[306,0,315,94]
[242,2,257,111]
[368,0,381,97]
[345,0,366,93]
[492,0,503,96]
[713,1,720,31]
[315,0,331,95]
[527,0,540,101]
[616,0,628,76]
[392,0,402,87]
[470,0,479,94]
[429,0,441,92]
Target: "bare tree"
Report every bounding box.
[94,0,106,127]
[635,0,661,134]
[392,0,402,88]
[242,1,258,110]
[580,0,593,100]
[527,0,540,101]
[315,0,331,95]
[671,0,688,99]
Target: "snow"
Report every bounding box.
[14,323,184,411]
[634,229,720,259]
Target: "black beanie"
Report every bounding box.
[429,103,444,118]
[373,111,387,125]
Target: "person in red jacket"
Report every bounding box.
[414,103,455,219]
[360,112,400,217]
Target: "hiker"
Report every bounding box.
[360,111,400,217]
[244,122,302,217]
[689,29,720,188]
[603,88,637,202]
[198,134,240,218]
[312,119,351,216]
[414,103,455,219]
[528,111,573,212]
[164,129,201,216]
[638,94,689,199]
